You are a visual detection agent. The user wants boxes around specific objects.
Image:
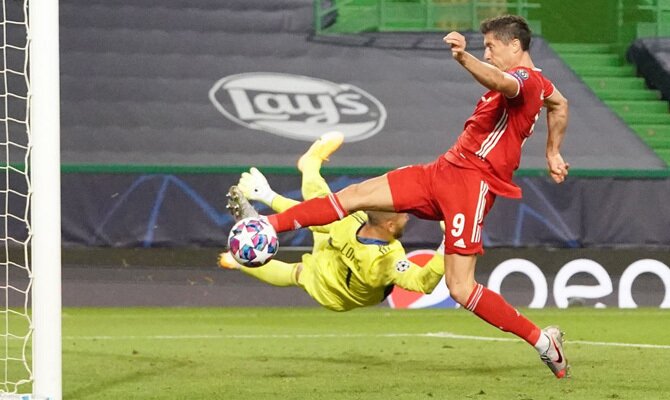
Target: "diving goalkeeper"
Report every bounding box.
[218,132,445,312]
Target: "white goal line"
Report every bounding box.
[64,331,670,350]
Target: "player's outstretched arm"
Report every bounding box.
[443,31,519,97]
[543,87,570,184]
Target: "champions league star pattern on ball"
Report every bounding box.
[228,217,279,267]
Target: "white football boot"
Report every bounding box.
[539,326,570,379]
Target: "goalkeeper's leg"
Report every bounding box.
[301,166,330,201]
[297,132,347,250]
[218,252,299,287]
[298,132,344,200]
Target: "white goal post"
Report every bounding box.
[29,0,62,398]
[1,0,62,399]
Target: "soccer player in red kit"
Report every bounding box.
[228,15,570,378]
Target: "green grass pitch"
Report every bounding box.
[61,307,670,399]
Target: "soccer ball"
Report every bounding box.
[228,217,279,267]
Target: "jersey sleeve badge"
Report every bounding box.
[395,260,411,273]
[513,69,529,81]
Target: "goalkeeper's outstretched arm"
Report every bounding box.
[237,167,299,213]
[389,222,446,293]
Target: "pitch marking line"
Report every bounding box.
[65,332,670,350]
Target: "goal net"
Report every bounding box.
[1,0,33,395]
[1,0,61,399]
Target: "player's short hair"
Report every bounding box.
[480,15,531,51]
[366,211,397,226]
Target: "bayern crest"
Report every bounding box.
[209,72,387,142]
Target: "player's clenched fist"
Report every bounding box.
[443,31,466,60]
[546,153,570,184]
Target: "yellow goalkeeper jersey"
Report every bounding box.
[298,212,444,312]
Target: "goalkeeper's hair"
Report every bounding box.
[480,14,531,51]
[366,211,398,226]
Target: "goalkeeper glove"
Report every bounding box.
[238,167,278,207]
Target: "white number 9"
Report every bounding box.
[451,213,465,237]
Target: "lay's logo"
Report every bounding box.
[387,250,459,309]
[209,72,387,142]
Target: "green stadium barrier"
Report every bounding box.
[314,0,540,34]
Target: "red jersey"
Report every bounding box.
[445,66,555,198]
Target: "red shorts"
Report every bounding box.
[387,156,496,255]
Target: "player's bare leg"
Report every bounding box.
[266,174,396,233]
[444,253,569,379]
[442,253,477,304]
[335,174,396,212]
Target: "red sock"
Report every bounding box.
[465,283,541,346]
[267,193,348,233]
